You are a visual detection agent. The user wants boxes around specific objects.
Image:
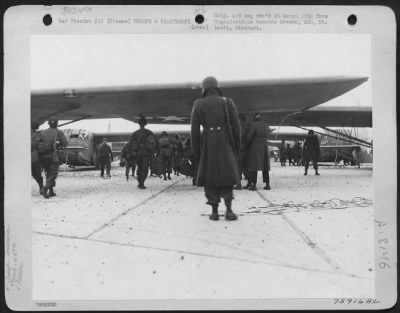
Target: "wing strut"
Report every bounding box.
[316,125,372,148]
[292,125,372,148]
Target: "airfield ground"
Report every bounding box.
[31,160,374,301]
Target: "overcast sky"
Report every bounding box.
[31,33,371,132]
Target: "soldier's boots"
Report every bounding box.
[168,173,171,180]
[264,183,271,190]
[225,201,238,221]
[209,204,219,221]
[315,170,320,176]
[49,188,56,197]
[248,183,257,191]
[234,183,243,190]
[163,174,167,181]
[304,168,308,176]
[42,186,50,199]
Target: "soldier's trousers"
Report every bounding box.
[304,157,318,171]
[173,155,183,173]
[31,161,43,188]
[136,152,151,186]
[99,158,111,176]
[204,186,233,205]
[42,160,59,188]
[238,151,247,180]
[125,159,136,177]
[248,170,269,185]
[160,153,172,176]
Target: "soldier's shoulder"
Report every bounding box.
[193,98,203,106]
[223,96,235,104]
[57,129,66,136]
[146,129,155,136]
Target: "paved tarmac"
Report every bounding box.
[32,161,374,300]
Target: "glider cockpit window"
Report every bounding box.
[70,129,81,138]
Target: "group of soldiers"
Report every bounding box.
[279,141,304,166]
[115,117,191,188]
[278,133,321,175]
[31,77,321,223]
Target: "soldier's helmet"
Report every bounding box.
[48,118,58,128]
[161,131,168,136]
[138,116,147,126]
[202,76,218,89]
[308,130,314,135]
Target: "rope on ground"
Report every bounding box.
[241,197,373,216]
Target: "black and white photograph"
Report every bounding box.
[4,5,397,310]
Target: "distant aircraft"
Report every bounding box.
[318,129,373,166]
[269,128,373,166]
[59,125,372,169]
[58,129,190,167]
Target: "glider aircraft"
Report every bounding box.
[31,76,372,167]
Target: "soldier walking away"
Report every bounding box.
[158,131,173,180]
[183,137,196,185]
[191,76,241,221]
[235,114,248,190]
[303,130,320,175]
[97,138,113,178]
[286,143,293,166]
[121,142,136,181]
[246,114,271,191]
[279,140,287,166]
[129,117,158,189]
[292,141,303,166]
[39,118,68,199]
[172,135,184,176]
[31,121,43,194]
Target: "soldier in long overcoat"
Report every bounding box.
[31,121,43,194]
[234,114,249,190]
[245,114,271,190]
[303,129,320,175]
[191,76,241,221]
